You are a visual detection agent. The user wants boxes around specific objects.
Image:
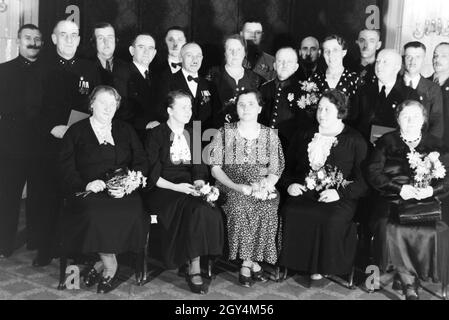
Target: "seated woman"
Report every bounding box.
[60,85,148,294]
[309,35,359,99]
[207,34,263,128]
[367,100,449,300]
[209,90,285,287]
[279,89,367,281]
[143,90,224,295]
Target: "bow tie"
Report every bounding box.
[171,62,182,69]
[187,75,199,83]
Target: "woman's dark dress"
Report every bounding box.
[309,69,360,99]
[143,123,224,269]
[367,131,449,281]
[208,66,263,127]
[279,126,368,275]
[60,119,148,254]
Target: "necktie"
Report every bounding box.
[106,60,112,72]
[408,80,413,88]
[171,62,182,69]
[187,75,199,83]
[144,70,150,81]
[380,85,386,100]
[433,76,441,86]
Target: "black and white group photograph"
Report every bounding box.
[1,0,449,307]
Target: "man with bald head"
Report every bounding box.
[352,49,418,142]
[296,36,323,80]
[35,20,100,266]
[260,47,308,151]
[168,42,220,130]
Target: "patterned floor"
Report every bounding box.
[1,205,446,300]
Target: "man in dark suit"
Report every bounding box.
[35,20,100,266]
[260,47,309,152]
[114,33,166,140]
[352,49,418,143]
[429,42,449,145]
[90,22,129,88]
[0,24,44,259]
[154,26,187,78]
[168,42,221,132]
[296,36,323,81]
[350,29,382,86]
[402,41,443,138]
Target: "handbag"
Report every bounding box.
[397,198,442,225]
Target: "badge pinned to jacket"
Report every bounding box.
[201,90,211,105]
[79,76,90,95]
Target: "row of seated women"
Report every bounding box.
[59,85,449,299]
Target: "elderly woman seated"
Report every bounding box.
[367,100,449,300]
[60,85,148,294]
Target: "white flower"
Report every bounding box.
[428,152,440,162]
[434,166,447,179]
[305,177,316,190]
[200,184,212,195]
[317,170,326,180]
[287,93,295,102]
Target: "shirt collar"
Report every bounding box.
[182,69,198,80]
[404,74,421,89]
[18,54,36,67]
[57,54,76,67]
[98,55,113,69]
[133,61,149,78]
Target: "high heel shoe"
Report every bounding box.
[97,275,116,294]
[83,267,100,288]
[239,266,253,288]
[252,269,268,283]
[185,273,206,295]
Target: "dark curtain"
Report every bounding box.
[39,0,383,70]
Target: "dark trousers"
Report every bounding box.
[0,153,61,257]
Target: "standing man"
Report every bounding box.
[430,42,449,144]
[162,26,187,76]
[260,47,308,151]
[114,33,165,139]
[0,24,44,259]
[351,29,382,85]
[240,19,275,82]
[35,20,100,266]
[169,42,221,131]
[91,22,128,87]
[296,36,322,81]
[402,41,444,138]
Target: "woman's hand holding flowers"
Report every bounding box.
[176,183,198,195]
[237,184,253,196]
[319,189,340,203]
[416,186,434,200]
[86,180,106,193]
[288,184,306,197]
[400,185,420,201]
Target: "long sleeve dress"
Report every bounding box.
[366,131,449,282]
[279,125,368,276]
[59,119,148,254]
[208,123,285,264]
[143,123,224,269]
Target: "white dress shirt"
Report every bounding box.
[403,74,421,90]
[182,69,199,97]
[133,61,149,79]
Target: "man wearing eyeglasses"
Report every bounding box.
[240,19,276,82]
[33,20,100,267]
[168,42,221,131]
[0,24,45,260]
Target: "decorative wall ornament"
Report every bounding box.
[0,0,8,13]
[413,18,449,39]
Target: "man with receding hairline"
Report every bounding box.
[351,29,382,85]
[34,19,100,266]
[296,36,323,81]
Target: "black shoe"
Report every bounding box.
[32,255,52,267]
[404,284,419,300]
[239,266,253,288]
[97,275,116,294]
[185,273,206,295]
[392,274,403,292]
[83,267,100,288]
[252,269,268,283]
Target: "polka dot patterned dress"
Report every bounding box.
[309,69,360,99]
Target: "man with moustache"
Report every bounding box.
[296,36,323,81]
[352,49,418,143]
[260,47,308,151]
[35,20,100,266]
[240,20,276,82]
[168,42,221,131]
[0,24,44,259]
[115,33,165,139]
[352,29,382,85]
[430,42,449,145]
[157,26,187,77]
[401,41,443,138]
[91,22,128,87]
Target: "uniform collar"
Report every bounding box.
[57,54,77,67]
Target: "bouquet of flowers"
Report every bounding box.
[76,168,147,198]
[297,81,320,112]
[195,183,220,207]
[407,150,446,188]
[250,181,278,201]
[304,165,352,192]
